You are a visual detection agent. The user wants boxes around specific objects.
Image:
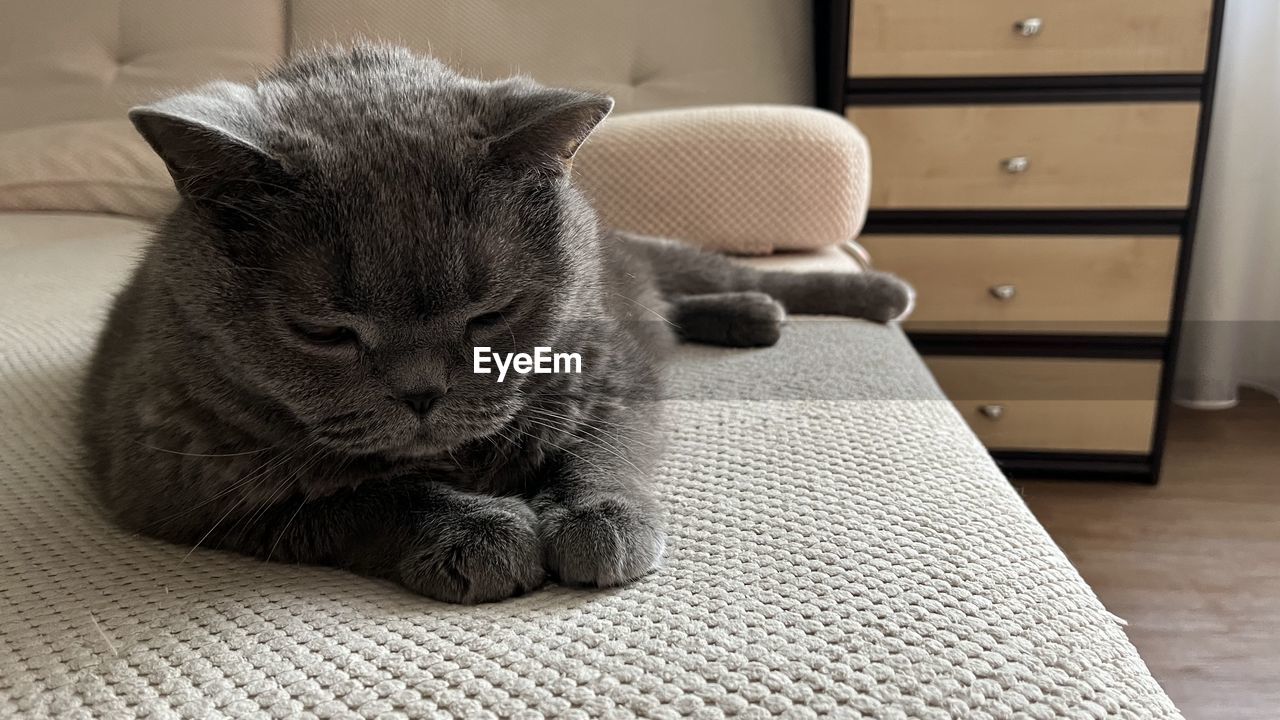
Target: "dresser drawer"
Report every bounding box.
[861,234,1179,335]
[926,357,1161,453]
[848,103,1200,210]
[849,0,1213,78]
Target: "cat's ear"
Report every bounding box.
[491,87,614,175]
[129,81,285,202]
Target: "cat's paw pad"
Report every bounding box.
[401,497,545,604]
[860,272,915,323]
[540,497,666,588]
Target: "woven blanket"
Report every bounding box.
[0,213,1179,718]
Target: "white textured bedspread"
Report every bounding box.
[0,213,1179,718]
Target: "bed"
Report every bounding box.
[0,1,1179,716]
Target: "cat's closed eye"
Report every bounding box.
[291,322,360,347]
[468,302,518,334]
[467,311,505,329]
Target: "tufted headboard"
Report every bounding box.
[0,0,815,221]
[0,0,812,134]
[0,0,285,134]
[288,1,813,113]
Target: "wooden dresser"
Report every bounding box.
[815,0,1226,482]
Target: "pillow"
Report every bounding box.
[574,105,871,255]
[0,120,175,219]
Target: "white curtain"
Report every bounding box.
[1175,0,1280,408]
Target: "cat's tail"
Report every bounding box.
[612,232,914,324]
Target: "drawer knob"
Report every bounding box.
[1014,18,1043,37]
[1002,156,1031,174]
[978,404,1006,420]
[989,284,1017,301]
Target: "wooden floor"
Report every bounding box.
[1016,389,1280,720]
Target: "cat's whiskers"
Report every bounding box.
[518,414,645,477]
[177,438,316,564]
[265,498,307,564]
[503,423,609,476]
[480,425,520,460]
[523,405,658,451]
[522,409,655,458]
[223,476,293,548]
[131,440,273,458]
[152,441,310,526]
[487,427,534,495]
[238,445,336,556]
[230,440,327,551]
[613,292,679,329]
[226,265,290,276]
[524,406,659,449]
[497,311,518,350]
[445,446,466,470]
[266,450,352,563]
[179,485,261,565]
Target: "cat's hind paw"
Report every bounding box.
[672,291,785,347]
[858,271,915,324]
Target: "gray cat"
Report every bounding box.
[81,45,911,604]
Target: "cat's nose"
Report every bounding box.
[402,388,444,417]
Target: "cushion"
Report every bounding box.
[0,212,1181,718]
[577,106,870,254]
[732,243,867,274]
[0,120,174,217]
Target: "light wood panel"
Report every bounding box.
[850,0,1213,78]
[848,103,1201,209]
[926,357,1161,453]
[1017,389,1280,720]
[860,234,1180,334]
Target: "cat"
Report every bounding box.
[80,44,912,604]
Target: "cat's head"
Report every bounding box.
[132,44,613,457]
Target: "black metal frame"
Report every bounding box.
[814,0,1228,483]
[846,86,1202,106]
[910,335,1166,360]
[865,211,1185,235]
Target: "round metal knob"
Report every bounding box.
[989,284,1017,301]
[1002,156,1031,174]
[1014,18,1043,37]
[978,404,1006,420]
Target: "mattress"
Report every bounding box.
[0,212,1179,718]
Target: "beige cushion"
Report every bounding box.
[289,0,812,114]
[0,120,174,218]
[578,106,871,254]
[731,244,867,274]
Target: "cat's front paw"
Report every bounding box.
[539,496,666,587]
[400,497,545,604]
[858,271,915,323]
